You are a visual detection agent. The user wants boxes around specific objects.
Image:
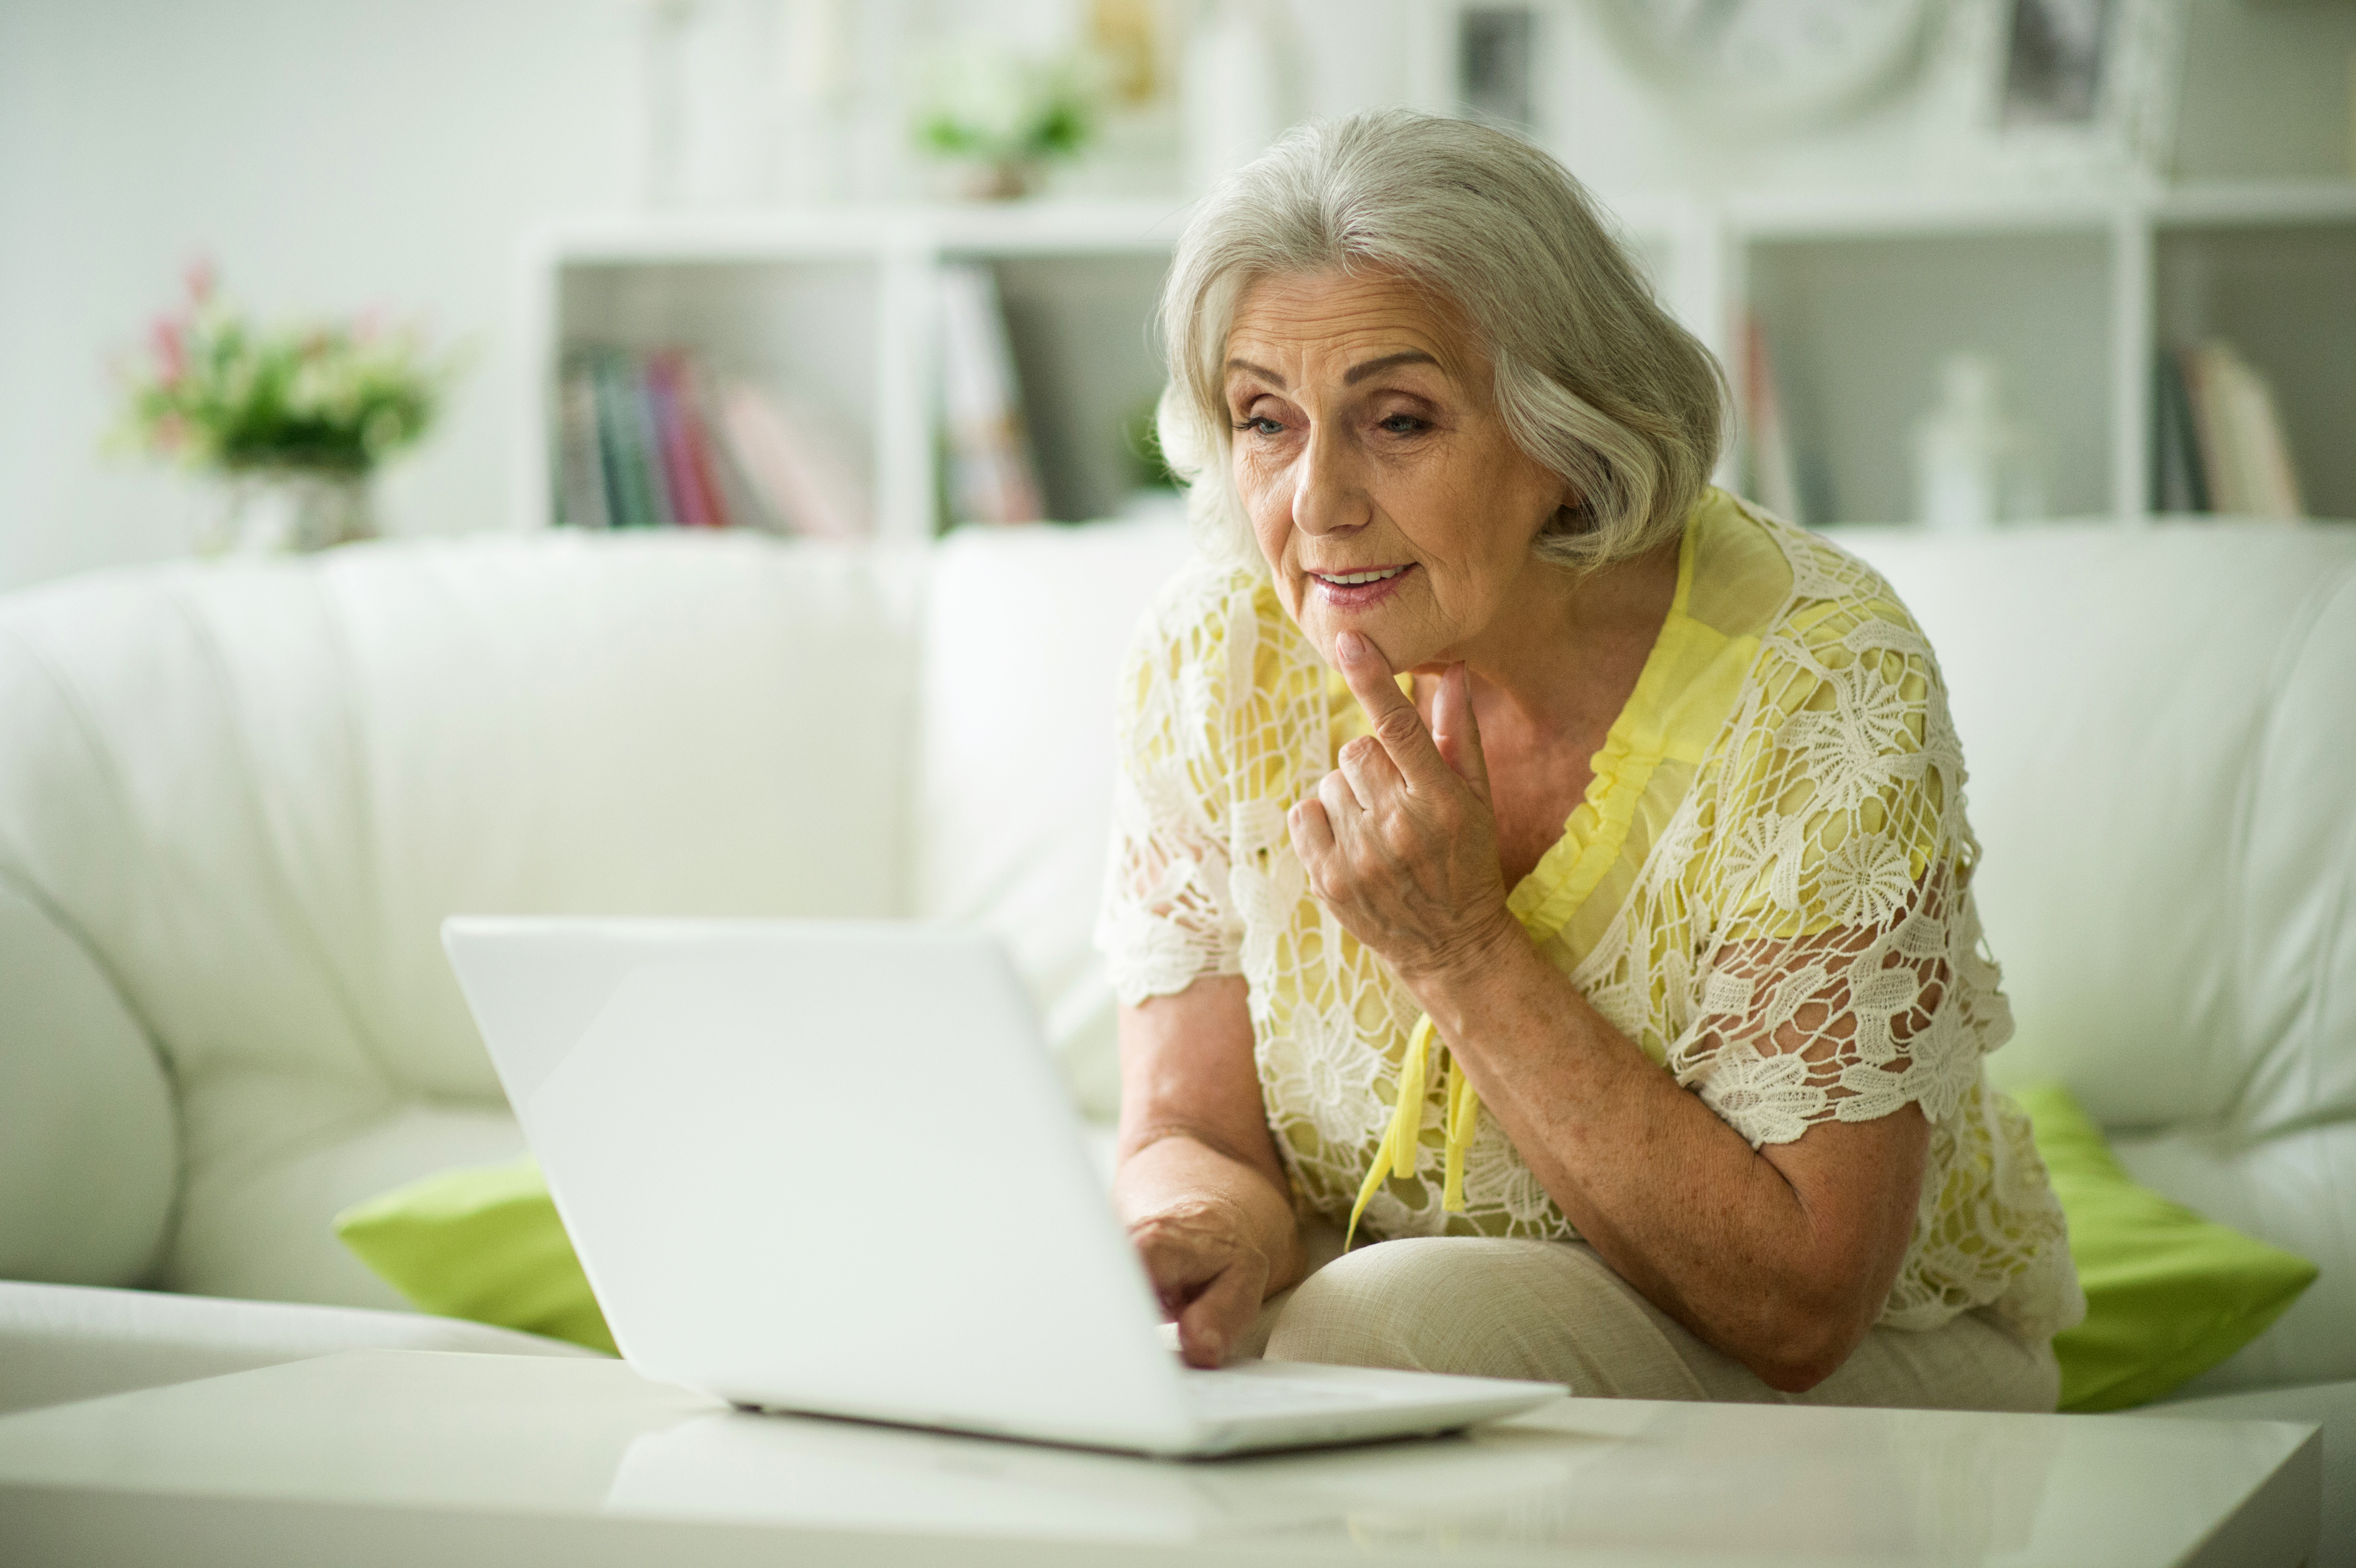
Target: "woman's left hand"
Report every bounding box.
[1287,632,1519,984]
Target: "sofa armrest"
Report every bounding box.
[0,1280,599,1417]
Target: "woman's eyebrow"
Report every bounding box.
[1344,350,1440,384]
[1224,350,1444,388]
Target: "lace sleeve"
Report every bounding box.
[1094,573,1250,1006]
[1667,608,2010,1148]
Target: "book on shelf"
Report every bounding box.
[581,349,664,528]
[2150,350,2209,514]
[644,351,716,527]
[714,380,870,541]
[936,262,1045,526]
[1739,313,1805,527]
[554,346,872,536]
[555,366,610,531]
[2167,341,2305,520]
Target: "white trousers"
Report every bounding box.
[1234,1232,2058,1413]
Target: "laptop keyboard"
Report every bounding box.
[1179,1370,1388,1419]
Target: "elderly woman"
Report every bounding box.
[1098,110,2082,1410]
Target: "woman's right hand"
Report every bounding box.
[1113,976,1306,1370]
[1127,1191,1275,1369]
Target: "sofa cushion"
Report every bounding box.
[0,1279,594,1417]
[0,878,175,1288]
[2017,1083,2317,1411]
[911,519,1193,1120]
[336,1154,614,1354]
[0,532,926,1109]
[0,533,929,1307]
[165,1076,528,1308]
[2113,1121,2356,1397]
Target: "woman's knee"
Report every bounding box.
[1264,1237,1462,1370]
[1263,1237,1568,1374]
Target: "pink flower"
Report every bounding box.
[150,316,185,383]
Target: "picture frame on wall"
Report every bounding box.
[1407,1,1543,137]
[1458,4,1539,132]
[2001,0,2110,126]
[1963,0,2187,182]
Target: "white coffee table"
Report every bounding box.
[0,1350,2319,1567]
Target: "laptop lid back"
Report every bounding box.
[443,917,1192,1452]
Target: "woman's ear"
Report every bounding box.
[1554,485,1597,535]
[1536,488,1584,542]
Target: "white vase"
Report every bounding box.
[1911,353,2045,535]
[203,471,380,555]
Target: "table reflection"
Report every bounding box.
[605,1395,2061,1557]
[607,1409,1595,1544]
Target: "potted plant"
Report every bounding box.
[913,42,1101,200]
[114,261,460,553]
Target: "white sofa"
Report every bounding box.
[1,519,2349,1547]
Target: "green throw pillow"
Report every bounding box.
[2013,1081,2318,1412]
[334,1154,617,1356]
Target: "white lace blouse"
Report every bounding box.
[1096,490,2084,1340]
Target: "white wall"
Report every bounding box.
[0,0,637,593]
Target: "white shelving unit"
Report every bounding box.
[1719,180,2356,525]
[519,180,2356,539]
[518,202,1189,544]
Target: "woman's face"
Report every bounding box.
[1223,267,1569,673]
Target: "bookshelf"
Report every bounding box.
[519,180,2356,539]
[1743,228,2115,525]
[520,204,1187,543]
[2154,205,2356,521]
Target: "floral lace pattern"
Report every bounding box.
[1098,498,2083,1340]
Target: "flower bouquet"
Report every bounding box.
[115,262,459,553]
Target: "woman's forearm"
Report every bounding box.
[1409,923,1914,1390]
[1114,1132,1306,1295]
[1112,981,1309,1363]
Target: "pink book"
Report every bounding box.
[673,365,734,528]
[646,353,712,527]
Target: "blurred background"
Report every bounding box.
[5,0,2355,593]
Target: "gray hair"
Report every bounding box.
[1156,109,1725,573]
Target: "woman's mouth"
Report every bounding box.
[1307,563,1415,610]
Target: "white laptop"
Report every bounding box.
[441,916,1565,1458]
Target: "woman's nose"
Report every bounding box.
[1291,424,1368,537]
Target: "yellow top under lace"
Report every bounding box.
[1336,499,1763,1250]
[1344,1009,1490,1249]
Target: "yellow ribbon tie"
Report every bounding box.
[1344,1013,1486,1250]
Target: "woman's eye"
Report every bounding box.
[1378,413,1429,436]
[1235,415,1285,436]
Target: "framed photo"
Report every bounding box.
[1962,0,2187,181]
[1407,2,1544,137]
[2001,0,2113,126]
[1458,4,1539,132]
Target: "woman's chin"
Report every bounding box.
[1306,616,1428,674]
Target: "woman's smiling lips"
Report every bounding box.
[1306,562,1417,610]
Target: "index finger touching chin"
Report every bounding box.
[1335,631,1451,789]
